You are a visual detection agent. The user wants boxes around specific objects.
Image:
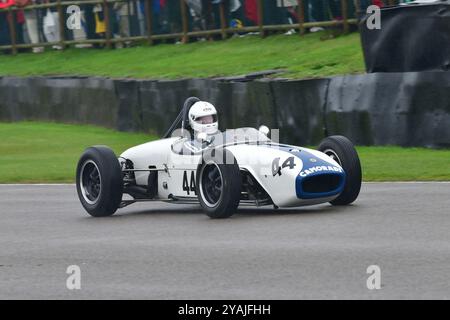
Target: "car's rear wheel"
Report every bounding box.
[76,146,123,217]
[318,135,362,205]
[196,149,241,219]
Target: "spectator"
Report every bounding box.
[137,0,146,36]
[372,0,385,7]
[229,0,246,35]
[143,0,166,35]
[72,7,92,48]
[17,0,44,53]
[0,0,367,51]
[0,0,25,48]
[211,0,230,32]
[186,0,205,33]
[0,0,14,7]
[167,0,181,34]
[93,4,106,41]
[113,0,133,47]
[0,0,15,48]
[42,0,62,49]
[244,0,258,25]
[276,0,299,35]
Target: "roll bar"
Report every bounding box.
[163,97,200,139]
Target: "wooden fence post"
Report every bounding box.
[219,1,227,40]
[7,7,17,55]
[180,0,189,43]
[256,0,264,38]
[103,0,111,48]
[297,0,305,36]
[144,0,153,45]
[341,0,349,34]
[57,0,65,49]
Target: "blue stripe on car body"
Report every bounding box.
[266,144,346,200]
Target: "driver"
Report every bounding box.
[188,101,219,139]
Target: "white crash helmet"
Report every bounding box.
[188,101,218,135]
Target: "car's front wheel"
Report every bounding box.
[318,135,362,205]
[196,149,241,219]
[76,146,123,217]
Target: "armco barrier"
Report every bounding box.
[0,72,449,147]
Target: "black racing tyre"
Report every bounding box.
[76,146,123,217]
[196,148,241,219]
[318,135,362,205]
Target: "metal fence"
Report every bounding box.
[0,0,398,55]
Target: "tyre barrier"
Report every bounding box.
[360,2,450,73]
[325,72,450,147]
[0,72,449,147]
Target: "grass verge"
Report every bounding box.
[0,122,448,183]
[0,32,364,80]
[0,122,156,183]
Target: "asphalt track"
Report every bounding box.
[0,183,449,300]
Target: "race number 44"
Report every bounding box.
[182,171,197,195]
[272,157,296,176]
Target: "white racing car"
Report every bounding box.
[76,97,362,219]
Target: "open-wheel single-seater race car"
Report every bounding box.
[76,97,362,219]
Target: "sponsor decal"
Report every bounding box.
[299,165,343,177]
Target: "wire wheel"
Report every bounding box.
[199,162,223,207]
[323,148,342,166]
[80,160,102,205]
